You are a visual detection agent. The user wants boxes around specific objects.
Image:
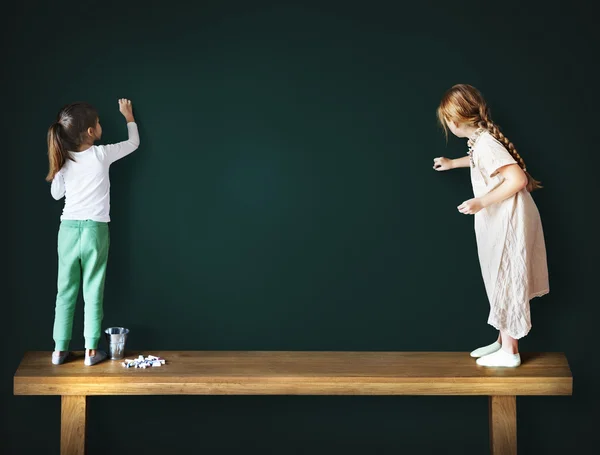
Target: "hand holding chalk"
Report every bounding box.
[118,98,135,123]
[433,157,452,171]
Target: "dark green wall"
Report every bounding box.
[4,1,597,454]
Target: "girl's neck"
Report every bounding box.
[463,125,481,139]
[77,141,94,152]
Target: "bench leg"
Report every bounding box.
[61,395,87,455]
[489,396,517,455]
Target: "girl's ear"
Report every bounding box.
[87,126,95,138]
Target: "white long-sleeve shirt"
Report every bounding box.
[51,122,140,222]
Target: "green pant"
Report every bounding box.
[53,220,110,351]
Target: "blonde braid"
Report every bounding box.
[478,109,542,192]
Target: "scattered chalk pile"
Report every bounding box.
[122,355,166,369]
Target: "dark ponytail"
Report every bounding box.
[46,102,99,182]
[46,122,70,181]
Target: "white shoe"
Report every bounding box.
[51,351,71,365]
[476,349,521,368]
[84,350,107,366]
[470,341,502,358]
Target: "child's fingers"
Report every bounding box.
[458,204,472,214]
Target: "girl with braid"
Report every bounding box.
[433,84,548,367]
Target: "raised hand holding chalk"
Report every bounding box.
[118,98,135,123]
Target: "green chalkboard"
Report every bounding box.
[4,1,597,454]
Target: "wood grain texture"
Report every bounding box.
[14,351,573,396]
[489,395,517,455]
[61,395,86,455]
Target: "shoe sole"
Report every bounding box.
[470,347,501,358]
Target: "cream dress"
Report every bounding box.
[470,131,549,339]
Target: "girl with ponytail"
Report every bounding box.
[434,84,548,367]
[47,100,140,366]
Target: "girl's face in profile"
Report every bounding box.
[447,119,467,138]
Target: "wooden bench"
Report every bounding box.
[14,351,572,455]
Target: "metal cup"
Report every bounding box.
[104,327,129,360]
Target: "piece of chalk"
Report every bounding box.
[118,354,167,370]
